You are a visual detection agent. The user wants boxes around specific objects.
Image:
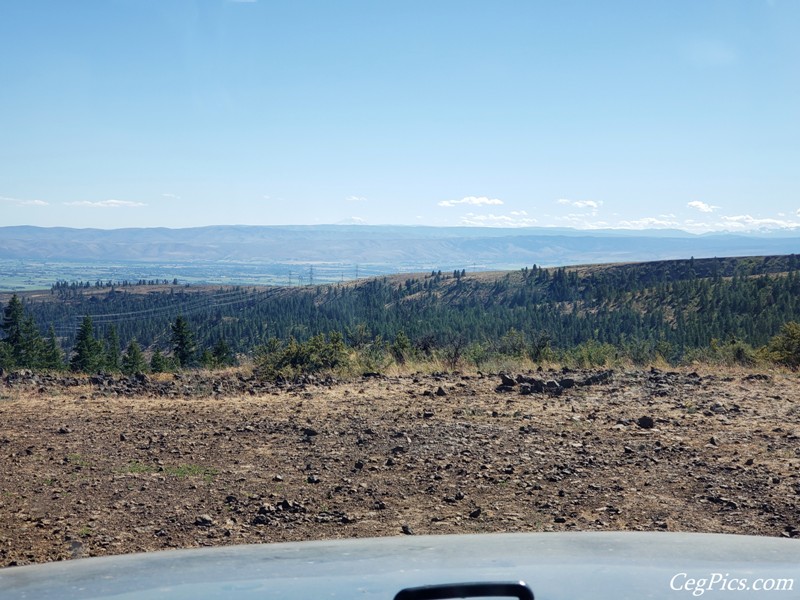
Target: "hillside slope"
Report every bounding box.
[4,254,800,365]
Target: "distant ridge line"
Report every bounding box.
[2,224,799,269]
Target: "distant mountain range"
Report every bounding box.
[1,225,799,271]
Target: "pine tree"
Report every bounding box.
[41,326,64,371]
[150,349,169,373]
[1,295,25,367]
[70,316,104,373]
[18,317,44,369]
[171,315,196,368]
[105,325,121,372]
[200,349,215,369]
[211,338,233,367]
[0,341,12,371]
[121,340,147,375]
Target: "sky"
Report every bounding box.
[1,0,799,233]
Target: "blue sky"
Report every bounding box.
[1,0,799,232]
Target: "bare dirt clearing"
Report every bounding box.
[1,368,799,566]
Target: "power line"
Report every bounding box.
[49,288,277,337]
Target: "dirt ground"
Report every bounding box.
[1,367,799,567]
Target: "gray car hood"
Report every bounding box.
[1,532,798,600]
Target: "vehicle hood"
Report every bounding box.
[1,532,798,600]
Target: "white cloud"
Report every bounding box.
[553,214,610,229]
[64,199,146,208]
[345,195,368,203]
[438,196,503,208]
[617,217,680,229]
[681,219,711,231]
[718,214,800,230]
[608,213,800,233]
[687,200,720,213]
[162,193,181,200]
[1,195,49,207]
[796,208,800,217]
[459,212,537,227]
[557,198,602,209]
[661,213,800,234]
[575,200,600,209]
[338,216,367,225]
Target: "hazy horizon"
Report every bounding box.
[2,222,798,237]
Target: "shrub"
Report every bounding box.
[528,333,553,363]
[498,328,527,358]
[390,331,412,364]
[356,337,391,373]
[466,341,489,369]
[768,321,800,369]
[441,334,467,370]
[255,332,350,380]
[685,337,758,367]
[563,340,619,368]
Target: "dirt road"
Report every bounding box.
[1,368,798,566]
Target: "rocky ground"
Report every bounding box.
[1,367,799,567]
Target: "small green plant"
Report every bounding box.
[67,453,88,467]
[165,464,219,483]
[125,460,157,474]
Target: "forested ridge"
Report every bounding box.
[2,254,800,373]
